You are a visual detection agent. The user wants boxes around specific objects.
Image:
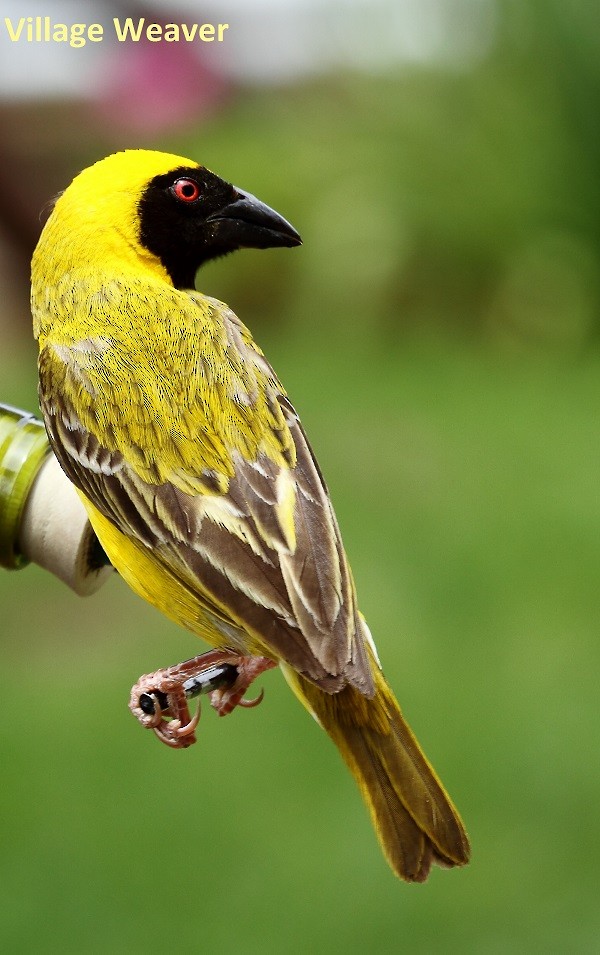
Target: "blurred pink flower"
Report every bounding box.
[94,18,231,134]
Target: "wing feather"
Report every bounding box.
[38,291,374,695]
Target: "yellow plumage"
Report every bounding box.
[32,149,469,881]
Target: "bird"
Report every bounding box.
[31,149,470,882]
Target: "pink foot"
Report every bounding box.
[129,650,276,749]
[210,655,277,716]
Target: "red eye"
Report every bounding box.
[172,178,201,202]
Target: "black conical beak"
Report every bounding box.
[206,188,301,250]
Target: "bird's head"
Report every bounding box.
[42,149,301,290]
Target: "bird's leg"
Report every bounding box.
[209,655,277,716]
[128,649,276,749]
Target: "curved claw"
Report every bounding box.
[210,656,276,716]
[237,688,265,709]
[153,724,187,749]
[177,702,202,735]
[151,702,201,749]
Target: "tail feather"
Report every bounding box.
[282,664,470,882]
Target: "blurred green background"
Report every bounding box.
[1,1,600,951]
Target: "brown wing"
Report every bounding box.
[39,346,374,695]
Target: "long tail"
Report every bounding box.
[282,664,470,882]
